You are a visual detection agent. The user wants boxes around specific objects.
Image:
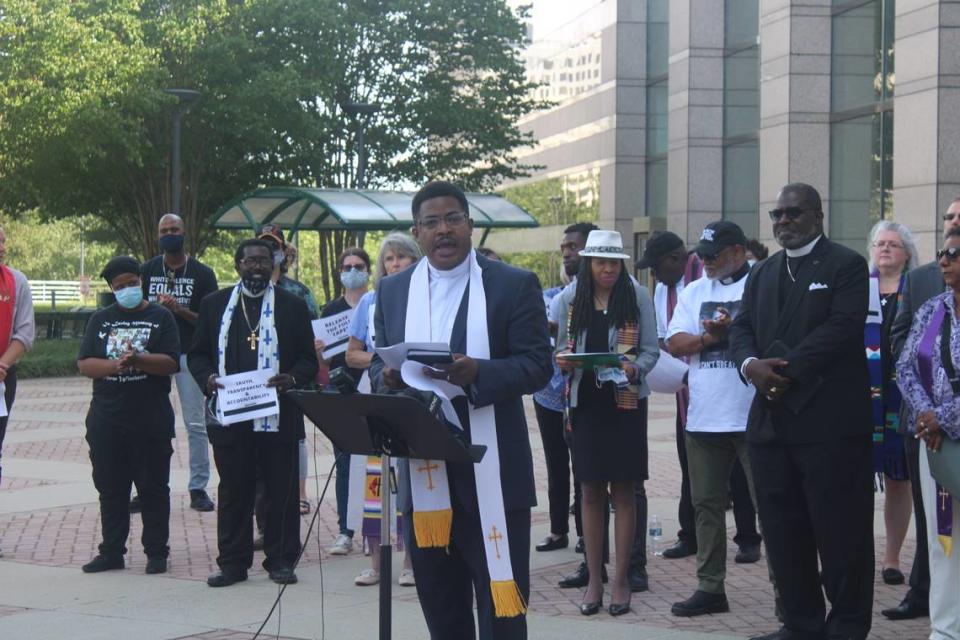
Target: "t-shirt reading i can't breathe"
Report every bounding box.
[666,275,755,433]
[78,302,180,437]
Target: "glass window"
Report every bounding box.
[725,0,759,49]
[645,159,668,218]
[647,0,669,79]
[831,0,894,112]
[724,46,760,138]
[646,80,669,156]
[829,111,894,252]
[723,141,760,239]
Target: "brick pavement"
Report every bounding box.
[0,377,933,639]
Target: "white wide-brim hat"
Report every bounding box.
[578,229,631,260]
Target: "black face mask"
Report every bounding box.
[159,234,184,253]
[241,277,268,295]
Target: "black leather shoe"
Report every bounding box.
[882,567,905,585]
[535,533,569,552]
[881,598,929,620]
[145,556,167,574]
[671,590,730,617]
[82,554,124,573]
[574,537,585,554]
[627,565,649,592]
[129,495,141,513]
[609,600,631,617]
[735,544,761,564]
[579,598,603,616]
[207,568,248,587]
[558,562,608,588]
[190,490,215,512]
[661,540,697,559]
[268,566,298,585]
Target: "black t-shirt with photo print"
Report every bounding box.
[140,255,218,354]
[78,302,181,437]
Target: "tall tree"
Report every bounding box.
[0,0,545,282]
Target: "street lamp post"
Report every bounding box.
[164,89,201,215]
[343,102,381,189]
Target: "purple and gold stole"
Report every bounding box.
[917,301,955,557]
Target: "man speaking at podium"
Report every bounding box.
[371,181,552,639]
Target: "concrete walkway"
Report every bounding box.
[0,377,930,639]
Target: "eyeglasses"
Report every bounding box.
[340,264,367,273]
[937,247,960,262]
[417,212,469,230]
[872,241,905,250]
[239,257,273,268]
[768,207,811,222]
[944,213,960,222]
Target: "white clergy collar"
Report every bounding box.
[427,251,473,280]
[785,235,822,258]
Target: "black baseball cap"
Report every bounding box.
[635,231,685,270]
[694,221,747,257]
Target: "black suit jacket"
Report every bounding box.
[369,255,553,512]
[729,237,872,444]
[188,286,319,445]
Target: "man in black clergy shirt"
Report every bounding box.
[189,239,318,587]
[729,183,874,640]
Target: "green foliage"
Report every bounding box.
[2,211,119,280]
[502,250,563,291]
[0,0,547,263]
[500,176,599,227]
[18,339,81,379]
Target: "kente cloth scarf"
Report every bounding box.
[346,454,402,546]
[0,266,16,350]
[216,282,279,432]
[564,303,643,410]
[916,300,954,556]
[405,252,526,618]
[865,274,906,486]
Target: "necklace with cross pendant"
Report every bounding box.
[240,295,262,351]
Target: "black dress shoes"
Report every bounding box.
[189,489,215,512]
[735,544,761,564]
[558,562,608,588]
[268,565,298,585]
[671,590,730,617]
[579,598,603,616]
[207,568,248,587]
[145,556,167,574]
[82,554,124,573]
[881,567,905,585]
[627,565,649,592]
[661,540,697,559]
[881,598,929,620]
[535,534,569,552]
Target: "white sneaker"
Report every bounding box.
[398,568,415,586]
[355,568,380,586]
[328,533,354,555]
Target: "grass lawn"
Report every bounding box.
[18,339,81,379]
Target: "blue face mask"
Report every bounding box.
[114,285,143,309]
[340,268,369,290]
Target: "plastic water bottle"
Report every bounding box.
[648,514,663,556]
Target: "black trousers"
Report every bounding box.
[86,424,172,558]
[750,436,875,640]
[211,431,300,571]
[533,402,570,536]
[903,434,930,606]
[676,410,697,545]
[407,502,531,640]
[0,366,17,486]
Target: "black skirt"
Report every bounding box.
[569,309,648,482]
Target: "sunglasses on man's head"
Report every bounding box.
[937,247,960,262]
[768,207,811,222]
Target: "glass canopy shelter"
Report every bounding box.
[210,187,538,243]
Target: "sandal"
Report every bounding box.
[299,499,311,515]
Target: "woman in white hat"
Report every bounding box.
[555,229,659,617]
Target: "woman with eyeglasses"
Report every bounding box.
[864,221,921,586]
[555,229,659,617]
[896,227,960,639]
[343,232,421,587]
[320,246,371,557]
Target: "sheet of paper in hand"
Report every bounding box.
[647,349,689,394]
[215,369,279,426]
[312,309,353,359]
[375,342,452,371]
[556,352,625,368]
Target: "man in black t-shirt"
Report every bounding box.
[141,213,219,511]
[78,256,180,575]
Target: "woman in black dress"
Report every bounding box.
[556,230,659,616]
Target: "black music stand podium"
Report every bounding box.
[287,391,486,640]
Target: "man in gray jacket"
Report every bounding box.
[884,197,960,620]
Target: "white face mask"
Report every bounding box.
[340,268,369,290]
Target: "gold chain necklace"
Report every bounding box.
[239,294,262,351]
